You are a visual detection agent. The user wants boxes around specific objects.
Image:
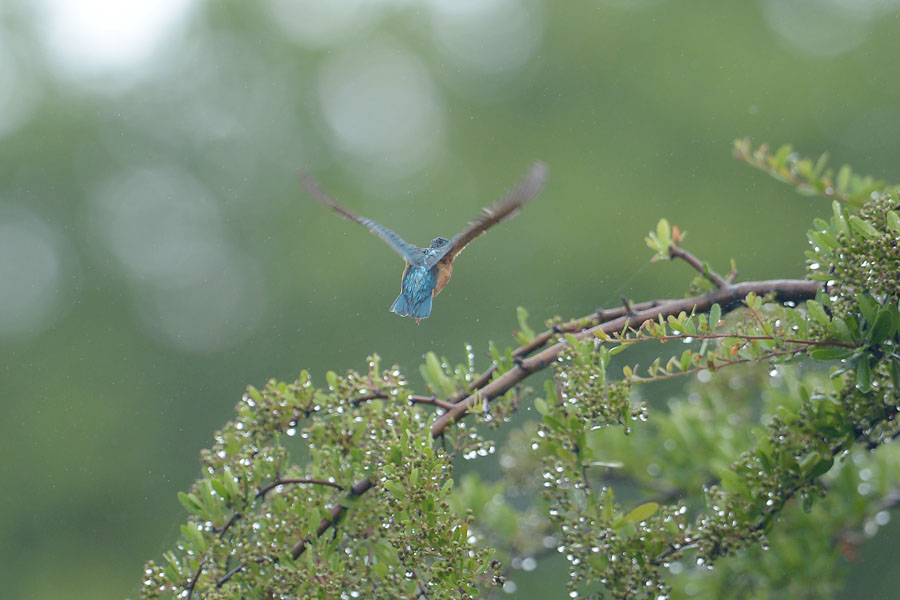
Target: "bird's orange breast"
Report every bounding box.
[433,261,453,296]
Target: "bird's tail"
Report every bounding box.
[390,293,432,320]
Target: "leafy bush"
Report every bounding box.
[139,141,900,599]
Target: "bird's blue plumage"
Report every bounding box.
[390,261,437,321]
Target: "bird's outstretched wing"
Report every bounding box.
[425,161,548,269]
[298,170,426,264]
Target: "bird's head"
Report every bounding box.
[429,236,450,249]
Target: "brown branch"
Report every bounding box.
[290,478,373,559]
[431,279,820,434]
[447,298,674,406]
[354,391,453,411]
[409,395,454,411]
[256,478,344,498]
[413,567,431,600]
[186,558,207,600]
[216,563,248,588]
[669,245,728,287]
[188,477,347,594]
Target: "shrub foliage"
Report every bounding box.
[139,141,900,599]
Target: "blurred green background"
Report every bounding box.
[2,1,900,598]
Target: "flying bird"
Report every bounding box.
[299,162,548,322]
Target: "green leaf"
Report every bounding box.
[832,201,849,237]
[890,358,900,390]
[178,491,204,515]
[180,523,208,553]
[516,306,536,344]
[383,481,405,497]
[222,466,240,498]
[667,314,683,333]
[887,210,900,234]
[810,347,856,361]
[609,343,630,356]
[836,164,851,193]
[534,396,549,416]
[828,317,853,343]
[719,469,750,498]
[856,355,872,393]
[683,317,697,336]
[657,219,671,251]
[542,414,565,433]
[337,494,364,509]
[813,152,829,178]
[772,143,792,168]
[756,449,773,474]
[856,293,878,326]
[868,307,897,346]
[420,352,456,397]
[325,370,338,390]
[708,303,721,331]
[809,230,839,252]
[801,453,834,479]
[746,292,760,310]
[849,215,880,239]
[210,478,229,501]
[806,300,829,327]
[795,158,813,178]
[372,538,399,569]
[623,502,659,524]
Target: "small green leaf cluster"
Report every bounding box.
[733,138,892,208]
[446,470,552,572]
[608,295,829,385]
[807,193,900,316]
[587,363,900,599]
[530,335,684,598]
[420,349,475,400]
[645,218,677,260]
[803,189,900,441]
[551,333,645,430]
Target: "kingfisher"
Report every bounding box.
[299,161,548,323]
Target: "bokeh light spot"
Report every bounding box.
[0,37,40,139]
[137,251,266,354]
[35,0,196,77]
[0,209,65,337]
[90,166,225,288]
[427,0,544,75]
[760,0,900,59]
[263,0,374,49]
[316,38,446,179]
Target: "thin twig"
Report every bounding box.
[618,332,855,349]
[626,348,805,383]
[446,300,674,406]
[256,478,344,497]
[354,390,453,411]
[431,279,820,434]
[290,479,373,559]
[409,395,454,410]
[669,245,728,287]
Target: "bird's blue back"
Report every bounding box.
[390,262,438,319]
